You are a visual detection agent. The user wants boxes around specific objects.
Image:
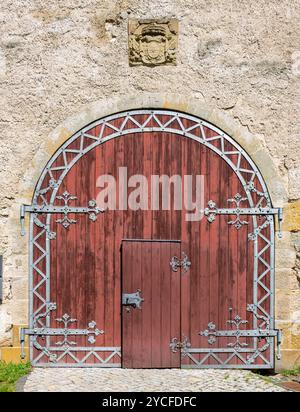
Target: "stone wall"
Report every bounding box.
[0,0,299,369]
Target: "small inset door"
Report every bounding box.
[122,240,181,368]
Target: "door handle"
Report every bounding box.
[122,289,144,309]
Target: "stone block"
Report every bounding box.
[12,324,28,347]
[275,248,296,269]
[0,346,29,363]
[283,200,300,232]
[275,290,291,319]
[275,349,300,372]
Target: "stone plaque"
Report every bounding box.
[128,19,178,67]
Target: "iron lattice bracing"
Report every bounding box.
[21,110,282,368]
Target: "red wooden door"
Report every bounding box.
[29,110,276,368]
[122,240,181,368]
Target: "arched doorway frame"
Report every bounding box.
[21,108,283,367]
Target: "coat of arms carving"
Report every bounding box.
[128,19,178,66]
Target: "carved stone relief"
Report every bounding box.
[128,19,178,66]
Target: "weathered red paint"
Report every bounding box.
[122,240,181,368]
[31,113,268,367]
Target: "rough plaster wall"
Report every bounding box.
[0,0,299,362]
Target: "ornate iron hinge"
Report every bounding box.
[199,305,282,362]
[20,308,104,361]
[170,252,191,273]
[204,193,283,239]
[169,336,191,355]
[20,191,104,236]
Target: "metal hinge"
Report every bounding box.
[204,191,283,239]
[169,336,191,354]
[20,313,104,360]
[275,329,282,360]
[170,252,191,273]
[20,191,104,236]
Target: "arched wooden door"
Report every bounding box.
[22,110,282,368]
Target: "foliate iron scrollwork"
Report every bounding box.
[55,191,77,228]
[55,191,104,229]
[245,180,284,238]
[55,313,77,346]
[55,314,104,346]
[245,181,268,200]
[33,216,56,240]
[199,308,248,350]
[21,306,104,362]
[198,305,281,363]
[204,200,218,223]
[38,178,59,197]
[21,301,58,361]
[170,252,191,273]
[169,336,191,355]
[204,191,282,237]
[227,193,249,229]
[248,215,273,241]
[21,191,105,236]
[204,193,249,229]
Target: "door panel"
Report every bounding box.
[122,240,181,368]
[29,111,275,368]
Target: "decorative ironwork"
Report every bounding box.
[170,252,191,273]
[22,308,104,362]
[199,308,249,350]
[33,216,56,240]
[55,191,77,228]
[248,215,273,241]
[170,336,191,354]
[24,109,282,368]
[21,192,104,235]
[122,289,144,309]
[204,194,282,236]
[245,181,267,200]
[193,304,282,367]
[227,193,249,229]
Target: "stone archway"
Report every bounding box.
[20,107,284,368]
[3,94,291,368]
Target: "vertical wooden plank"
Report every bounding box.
[121,241,133,368]
[131,241,143,368]
[150,241,161,367]
[75,153,89,363]
[180,136,191,367]
[94,139,106,360]
[218,139,230,364]
[189,137,201,366]
[141,241,152,367]
[113,124,125,359]
[160,242,171,367]
[170,242,181,368]
[227,153,240,366]
[103,139,115,362]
